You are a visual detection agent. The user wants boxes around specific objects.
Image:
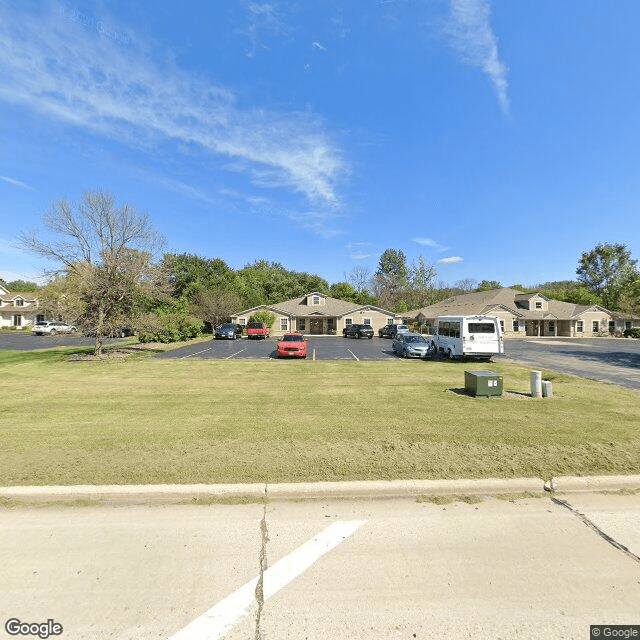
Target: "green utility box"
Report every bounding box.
[464,370,503,397]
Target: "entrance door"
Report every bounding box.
[310,319,323,334]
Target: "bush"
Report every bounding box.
[623,328,640,339]
[248,310,276,329]
[138,312,204,343]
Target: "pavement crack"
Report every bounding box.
[552,497,640,564]
[254,483,269,640]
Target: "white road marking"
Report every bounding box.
[347,349,359,361]
[225,348,247,360]
[167,519,367,640]
[180,347,212,359]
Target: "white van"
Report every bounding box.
[430,315,504,360]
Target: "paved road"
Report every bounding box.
[1,493,639,639]
[0,332,121,351]
[500,337,640,390]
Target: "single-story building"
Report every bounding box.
[231,292,403,336]
[0,284,43,329]
[405,288,640,338]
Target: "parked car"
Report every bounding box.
[246,322,269,340]
[392,333,434,358]
[343,323,374,339]
[32,321,77,336]
[215,323,243,340]
[276,332,307,358]
[379,324,409,338]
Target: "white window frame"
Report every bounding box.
[592,320,599,333]
[238,318,246,326]
[363,317,372,326]
[312,295,320,305]
[13,314,22,326]
[298,318,306,331]
[345,318,353,326]
[280,318,288,331]
[512,320,519,332]
[15,298,24,307]
[576,320,583,333]
[535,301,543,310]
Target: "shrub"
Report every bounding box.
[623,328,640,339]
[248,310,276,328]
[138,312,204,343]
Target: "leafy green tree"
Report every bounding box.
[577,243,639,310]
[249,310,276,328]
[329,281,359,302]
[5,279,40,292]
[476,280,502,291]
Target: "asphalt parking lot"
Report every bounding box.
[0,332,121,350]
[155,335,402,361]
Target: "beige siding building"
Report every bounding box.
[231,292,402,336]
[0,284,42,329]
[406,288,639,338]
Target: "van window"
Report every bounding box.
[467,322,495,334]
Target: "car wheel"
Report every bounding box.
[368,335,372,339]
[50,329,57,335]
[70,328,77,333]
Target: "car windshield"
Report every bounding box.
[219,324,235,330]
[282,335,304,342]
[247,323,263,329]
[35,322,49,326]
[405,335,427,343]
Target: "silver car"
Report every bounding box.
[32,321,77,336]
[392,332,433,358]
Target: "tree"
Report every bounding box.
[346,266,373,294]
[476,280,502,291]
[373,249,410,311]
[20,190,166,356]
[249,310,276,328]
[190,287,242,330]
[576,243,639,310]
[5,279,40,292]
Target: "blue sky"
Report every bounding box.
[2,0,639,289]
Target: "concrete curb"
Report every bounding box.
[2,476,639,505]
[3,478,544,505]
[545,475,640,493]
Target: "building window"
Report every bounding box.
[626,321,632,330]
[36,314,45,323]
[14,298,24,306]
[280,318,288,331]
[499,320,504,332]
[548,321,555,333]
[345,318,352,326]
[512,320,519,332]
[535,301,543,310]
[592,321,599,333]
[312,295,320,305]
[609,320,615,332]
[238,318,246,326]
[327,318,333,329]
[13,314,22,327]
[299,319,306,331]
[576,320,583,333]
[363,318,371,326]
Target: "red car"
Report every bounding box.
[276,332,308,358]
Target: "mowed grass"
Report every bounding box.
[1,346,639,485]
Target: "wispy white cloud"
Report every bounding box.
[445,0,510,115]
[412,236,448,251]
[312,41,327,52]
[438,256,464,264]
[0,175,35,191]
[350,251,373,260]
[0,3,346,214]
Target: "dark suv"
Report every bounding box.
[343,323,374,339]
[215,323,243,340]
[379,324,409,338]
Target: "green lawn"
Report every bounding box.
[1,346,639,485]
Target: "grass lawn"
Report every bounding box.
[1,345,639,486]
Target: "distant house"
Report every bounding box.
[231,292,403,335]
[405,287,640,338]
[0,284,43,329]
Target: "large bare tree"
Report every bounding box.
[21,190,166,355]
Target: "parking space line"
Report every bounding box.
[346,349,359,361]
[180,347,212,359]
[167,519,367,640]
[226,348,247,360]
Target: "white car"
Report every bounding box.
[32,321,77,336]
